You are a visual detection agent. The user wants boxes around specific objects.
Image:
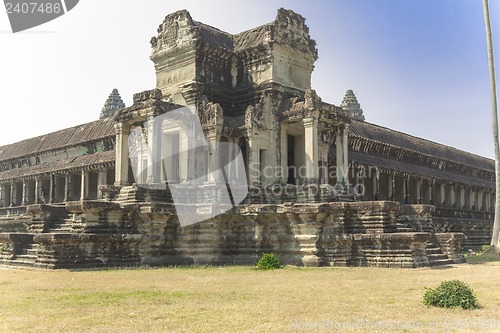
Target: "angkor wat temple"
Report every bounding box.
[0,9,494,268]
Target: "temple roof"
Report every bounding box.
[0,118,115,162]
[193,20,234,50]
[0,151,115,181]
[233,23,273,52]
[349,120,494,172]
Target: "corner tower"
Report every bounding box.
[149,8,318,110]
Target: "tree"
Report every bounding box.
[482,0,500,249]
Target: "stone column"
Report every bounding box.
[114,123,130,186]
[440,183,445,207]
[10,182,15,207]
[81,170,89,201]
[304,117,319,183]
[372,171,379,200]
[470,189,476,210]
[280,125,288,184]
[147,117,161,184]
[99,168,108,186]
[429,179,435,205]
[205,133,216,183]
[34,177,40,204]
[389,174,395,201]
[416,179,422,204]
[63,174,71,202]
[451,185,456,207]
[404,176,410,204]
[460,187,465,209]
[49,175,55,203]
[0,184,5,208]
[335,123,349,186]
[247,136,259,185]
[478,190,484,211]
[486,191,492,212]
[22,180,28,206]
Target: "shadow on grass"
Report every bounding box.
[466,247,500,265]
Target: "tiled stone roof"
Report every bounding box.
[0,150,115,181]
[349,120,494,172]
[0,118,115,162]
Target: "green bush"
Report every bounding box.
[256,253,283,270]
[423,280,479,309]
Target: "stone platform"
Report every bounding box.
[0,195,466,269]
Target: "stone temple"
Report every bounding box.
[0,9,495,268]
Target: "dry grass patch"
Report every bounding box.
[0,263,499,332]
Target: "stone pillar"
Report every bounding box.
[389,174,395,201]
[470,189,476,210]
[0,184,5,208]
[22,180,28,205]
[81,170,89,201]
[372,171,379,201]
[440,183,445,207]
[147,117,161,184]
[280,125,288,184]
[478,190,484,211]
[404,176,410,204]
[63,174,71,202]
[486,192,492,212]
[115,123,130,186]
[49,175,55,203]
[335,123,349,186]
[429,179,434,205]
[247,137,259,185]
[10,182,15,207]
[99,168,108,186]
[460,187,465,209]
[304,117,319,183]
[34,177,40,204]
[416,179,422,204]
[206,132,222,184]
[450,184,457,208]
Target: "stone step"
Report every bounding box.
[427,253,449,261]
[426,247,444,255]
[15,254,37,262]
[49,221,73,232]
[6,259,37,268]
[429,258,454,266]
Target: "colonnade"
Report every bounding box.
[351,166,495,212]
[0,168,114,208]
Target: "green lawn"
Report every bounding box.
[0,260,499,332]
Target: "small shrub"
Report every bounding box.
[480,245,492,253]
[256,253,283,270]
[423,280,479,309]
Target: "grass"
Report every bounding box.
[0,263,499,332]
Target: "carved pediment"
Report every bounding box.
[273,8,318,59]
[198,96,224,132]
[151,10,196,51]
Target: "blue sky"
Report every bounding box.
[0,0,499,158]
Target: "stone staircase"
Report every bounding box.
[10,243,40,267]
[426,244,453,266]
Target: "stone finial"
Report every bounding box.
[100,89,125,119]
[341,90,365,121]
